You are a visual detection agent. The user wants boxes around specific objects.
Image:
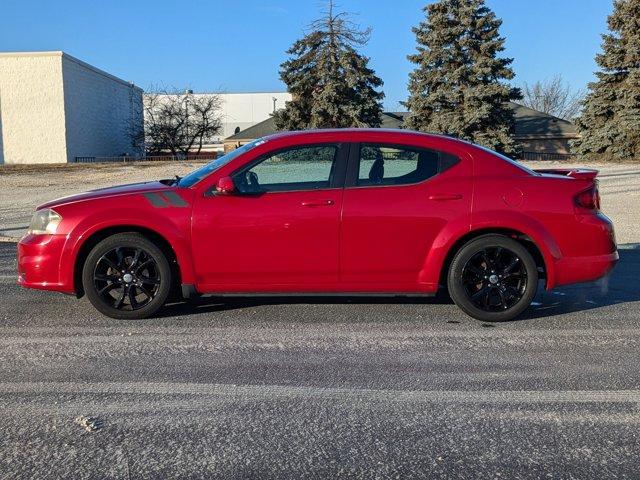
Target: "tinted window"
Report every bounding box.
[234,145,339,193]
[357,144,458,186]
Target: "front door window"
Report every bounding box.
[234,145,339,193]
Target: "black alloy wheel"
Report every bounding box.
[461,246,527,312]
[93,246,160,311]
[82,233,172,319]
[447,235,539,322]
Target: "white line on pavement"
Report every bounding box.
[2,382,640,404]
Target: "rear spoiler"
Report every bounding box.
[533,168,598,181]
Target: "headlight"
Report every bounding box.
[27,209,62,235]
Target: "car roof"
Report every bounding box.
[260,128,474,147]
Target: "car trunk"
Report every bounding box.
[533,168,600,211]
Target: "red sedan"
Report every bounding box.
[17,129,618,321]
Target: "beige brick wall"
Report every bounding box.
[0,53,67,164]
[0,51,143,164]
[62,55,143,161]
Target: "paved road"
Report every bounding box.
[1,242,639,479]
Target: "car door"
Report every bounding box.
[339,141,472,290]
[191,142,348,291]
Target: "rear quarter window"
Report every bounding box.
[475,145,536,175]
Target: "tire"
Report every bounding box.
[82,233,172,319]
[447,234,538,322]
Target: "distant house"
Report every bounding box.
[508,103,579,158]
[222,111,408,152]
[0,51,143,164]
[223,103,579,159]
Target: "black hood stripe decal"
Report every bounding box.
[143,193,167,208]
[143,191,188,208]
[162,191,189,207]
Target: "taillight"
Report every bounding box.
[575,184,600,211]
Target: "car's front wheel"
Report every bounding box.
[447,234,538,322]
[82,233,172,319]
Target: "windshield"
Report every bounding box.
[177,139,265,187]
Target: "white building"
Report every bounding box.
[0,51,143,164]
[215,92,291,141]
[146,91,292,151]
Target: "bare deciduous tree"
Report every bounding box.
[521,75,584,121]
[138,89,223,156]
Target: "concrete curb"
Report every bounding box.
[0,236,19,243]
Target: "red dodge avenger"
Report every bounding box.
[18,129,618,321]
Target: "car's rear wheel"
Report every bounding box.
[82,233,172,319]
[447,235,538,322]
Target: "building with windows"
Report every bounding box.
[0,51,143,164]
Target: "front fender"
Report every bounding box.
[58,207,195,292]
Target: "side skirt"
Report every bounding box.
[182,284,435,299]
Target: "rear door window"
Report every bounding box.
[356,144,458,187]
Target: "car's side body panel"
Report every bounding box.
[191,187,344,289]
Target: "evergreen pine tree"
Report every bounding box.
[404,0,521,155]
[574,0,640,161]
[273,1,384,130]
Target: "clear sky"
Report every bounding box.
[0,0,614,110]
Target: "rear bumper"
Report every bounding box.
[553,251,619,287]
[550,212,618,288]
[17,234,74,294]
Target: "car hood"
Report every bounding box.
[37,181,176,210]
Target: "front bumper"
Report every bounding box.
[17,233,74,293]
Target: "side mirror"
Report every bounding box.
[215,176,236,195]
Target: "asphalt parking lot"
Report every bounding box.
[1,241,639,479]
